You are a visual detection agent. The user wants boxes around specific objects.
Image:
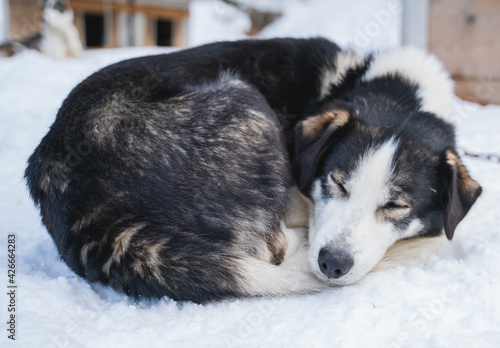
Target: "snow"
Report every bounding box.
[188,0,251,47]
[1,5,500,347]
[188,0,402,52]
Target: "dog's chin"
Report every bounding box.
[310,270,356,286]
[310,265,375,287]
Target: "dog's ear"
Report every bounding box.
[293,104,354,191]
[440,149,482,240]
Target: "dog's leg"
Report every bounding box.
[282,186,314,261]
[233,188,329,297]
[282,225,308,260]
[284,186,311,229]
[235,251,329,297]
[372,235,447,272]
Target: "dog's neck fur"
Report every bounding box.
[320,47,455,124]
[363,47,455,123]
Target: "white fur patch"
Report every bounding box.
[236,249,328,297]
[364,47,454,122]
[284,186,311,229]
[283,226,307,260]
[308,139,399,285]
[320,51,367,99]
[400,219,424,240]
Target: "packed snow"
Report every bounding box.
[1,1,500,346]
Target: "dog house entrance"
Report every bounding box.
[84,13,105,48]
[156,19,173,47]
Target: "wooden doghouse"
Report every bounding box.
[7,0,190,49]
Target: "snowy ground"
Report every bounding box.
[0,44,500,348]
[2,0,500,338]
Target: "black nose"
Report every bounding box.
[318,247,354,279]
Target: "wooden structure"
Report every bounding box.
[7,0,42,42]
[428,0,500,105]
[5,0,500,104]
[7,0,190,49]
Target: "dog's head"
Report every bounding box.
[293,102,482,285]
[43,0,68,13]
[43,0,74,28]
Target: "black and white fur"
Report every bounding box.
[25,38,481,303]
[295,47,481,285]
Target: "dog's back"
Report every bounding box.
[25,69,328,302]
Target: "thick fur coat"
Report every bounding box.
[25,38,481,303]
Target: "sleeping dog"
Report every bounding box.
[25,38,481,303]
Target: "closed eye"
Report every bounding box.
[336,182,347,195]
[330,174,348,196]
[383,202,409,210]
[378,201,411,221]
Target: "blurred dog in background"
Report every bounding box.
[0,0,82,58]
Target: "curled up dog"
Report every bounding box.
[25,38,481,303]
